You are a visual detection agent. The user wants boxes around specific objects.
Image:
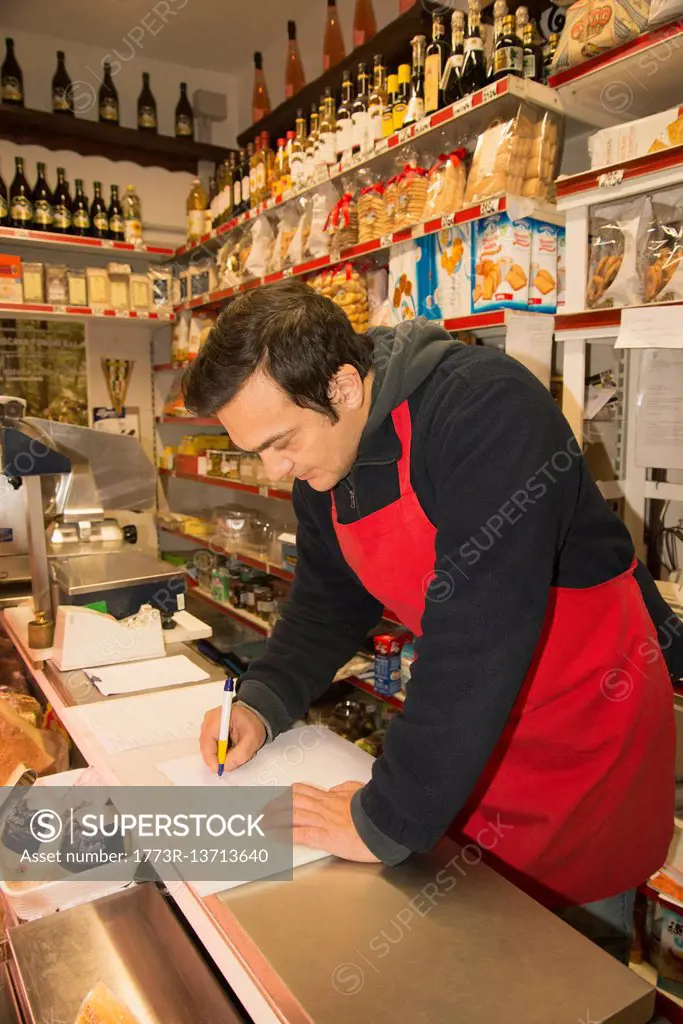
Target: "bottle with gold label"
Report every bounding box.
[489,0,508,79]
[543,32,560,83]
[425,13,450,115]
[368,55,387,145]
[352,62,371,155]
[290,109,308,188]
[10,157,33,228]
[99,62,119,124]
[336,69,354,162]
[261,132,274,197]
[187,176,208,244]
[32,163,53,232]
[1,38,23,106]
[393,64,410,131]
[441,9,465,106]
[306,103,321,176]
[522,23,542,82]
[404,35,426,127]
[319,87,337,167]
[492,14,523,81]
[249,136,261,208]
[460,0,487,95]
[72,179,90,237]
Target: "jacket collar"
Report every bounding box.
[354,407,401,468]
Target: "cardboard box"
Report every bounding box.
[589,105,683,169]
[0,254,22,302]
[434,225,472,319]
[529,222,559,314]
[416,235,441,320]
[388,239,420,324]
[473,214,531,312]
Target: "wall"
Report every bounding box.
[0,28,239,247]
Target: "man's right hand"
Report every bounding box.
[200,702,267,774]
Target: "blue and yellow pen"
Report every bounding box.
[217,678,236,778]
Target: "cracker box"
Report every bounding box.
[434,224,472,319]
[557,227,567,311]
[416,235,441,320]
[529,222,559,314]
[0,254,22,303]
[589,105,683,169]
[388,239,420,323]
[473,214,531,312]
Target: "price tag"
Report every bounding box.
[414,116,432,137]
[92,305,106,317]
[441,213,456,229]
[201,291,211,305]
[397,126,412,145]
[258,486,269,497]
[15,228,29,239]
[380,234,393,248]
[481,83,498,103]
[452,96,472,119]
[598,169,624,189]
[282,267,294,278]
[115,309,129,318]
[52,305,66,315]
[375,138,389,155]
[480,198,500,217]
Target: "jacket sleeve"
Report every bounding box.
[357,371,579,853]
[236,485,384,737]
[634,559,683,681]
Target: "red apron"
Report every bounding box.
[332,400,675,906]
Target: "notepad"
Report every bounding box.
[61,681,224,754]
[83,654,210,696]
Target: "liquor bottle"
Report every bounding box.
[99,62,119,124]
[222,158,234,221]
[72,179,91,236]
[252,52,271,124]
[232,157,242,215]
[353,0,377,47]
[240,145,252,211]
[441,10,465,106]
[493,15,524,81]
[52,168,72,234]
[108,184,125,241]
[351,63,370,155]
[282,133,294,193]
[90,181,109,238]
[205,175,216,235]
[1,39,24,106]
[425,13,450,115]
[249,136,261,207]
[122,184,143,244]
[336,69,354,162]
[10,157,33,228]
[393,64,410,130]
[0,167,7,227]
[306,103,320,175]
[285,21,306,99]
[516,6,530,38]
[32,162,53,232]
[543,32,560,83]
[489,0,508,79]
[368,55,387,145]
[261,132,275,196]
[404,35,426,127]
[52,51,73,115]
[319,87,337,167]
[384,74,397,137]
[137,72,157,131]
[460,0,487,95]
[290,109,308,187]
[175,82,194,138]
[324,0,346,71]
[522,23,543,82]
[187,177,208,245]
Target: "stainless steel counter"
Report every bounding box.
[209,841,654,1024]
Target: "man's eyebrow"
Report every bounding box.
[245,430,294,455]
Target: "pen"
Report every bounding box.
[217,678,236,778]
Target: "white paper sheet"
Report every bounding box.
[504,313,554,388]
[61,681,224,754]
[83,654,209,696]
[157,725,375,896]
[616,306,683,349]
[635,350,683,470]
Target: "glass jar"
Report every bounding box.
[329,699,366,742]
[254,583,277,624]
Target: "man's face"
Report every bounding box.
[217,368,366,492]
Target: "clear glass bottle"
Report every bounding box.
[368,55,387,145]
[186,177,208,244]
[319,87,337,167]
[261,132,275,197]
[306,103,320,175]
[241,145,252,210]
[290,108,308,188]
[516,6,530,39]
[425,14,450,114]
[336,69,354,162]
[122,184,143,244]
[351,62,370,155]
[404,35,426,126]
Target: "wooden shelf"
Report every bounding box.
[236,2,430,147]
[0,104,235,174]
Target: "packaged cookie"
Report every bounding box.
[394,165,429,230]
[325,192,358,250]
[473,213,531,312]
[552,0,649,72]
[464,110,535,205]
[586,196,651,309]
[643,189,683,303]
[434,224,473,318]
[329,264,369,333]
[244,215,274,279]
[270,206,300,273]
[305,185,338,259]
[529,221,559,313]
[384,175,401,233]
[423,149,468,220]
[358,183,388,244]
[388,239,420,323]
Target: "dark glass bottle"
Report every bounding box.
[442,10,465,106]
[0,167,7,226]
[72,179,90,236]
[99,62,119,124]
[137,72,157,132]
[425,13,450,115]
[52,167,72,234]
[543,32,560,83]
[522,23,543,82]
[9,157,33,228]
[404,35,426,127]
[175,82,194,138]
[460,0,487,96]
[90,181,109,238]
[108,184,125,241]
[1,38,23,106]
[32,162,53,232]
[493,15,524,81]
[52,51,74,114]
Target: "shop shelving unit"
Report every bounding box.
[0,225,174,259]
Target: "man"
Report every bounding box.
[184,280,680,963]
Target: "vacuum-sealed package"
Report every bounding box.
[644,188,683,303]
[244,214,274,278]
[586,195,651,308]
[358,183,387,244]
[423,150,468,219]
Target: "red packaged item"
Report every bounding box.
[373,632,406,696]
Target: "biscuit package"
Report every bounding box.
[529,222,559,313]
[552,0,649,72]
[358,183,388,244]
[586,196,651,309]
[308,264,369,333]
[643,188,683,303]
[557,227,567,311]
[388,239,420,322]
[416,235,441,320]
[394,165,429,230]
[423,150,468,220]
[324,192,358,250]
[434,224,472,319]
[473,213,531,312]
[589,105,683,169]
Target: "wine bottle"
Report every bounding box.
[441,10,465,106]
[32,162,53,232]
[368,55,387,145]
[9,157,33,228]
[522,24,543,82]
[99,62,119,124]
[186,177,208,245]
[72,179,90,236]
[0,166,7,226]
[492,15,524,82]
[231,158,242,216]
[1,38,23,106]
[318,87,337,167]
[290,109,307,188]
[90,182,109,238]
[489,0,508,79]
[393,64,410,131]
[241,145,252,211]
[383,74,397,137]
[175,82,194,138]
[285,21,306,99]
[260,133,274,201]
[425,13,450,115]
[252,52,271,124]
[108,184,125,241]
[460,0,487,95]
[516,6,530,39]
[137,72,157,131]
[351,62,370,155]
[353,0,377,48]
[323,0,346,71]
[52,168,72,234]
[52,51,73,115]
[543,32,560,83]
[336,69,354,163]
[249,137,261,208]
[404,35,426,126]
[306,103,320,175]
[122,185,143,244]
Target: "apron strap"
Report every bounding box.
[391,400,413,498]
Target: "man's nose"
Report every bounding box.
[260,452,294,481]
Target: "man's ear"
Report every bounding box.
[328,364,365,412]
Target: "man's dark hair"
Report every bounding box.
[183,280,374,421]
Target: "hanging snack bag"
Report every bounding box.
[473,213,532,312]
[423,149,468,220]
[325,192,358,250]
[643,188,683,303]
[244,214,275,279]
[305,185,339,259]
[586,195,651,308]
[394,165,429,230]
[270,206,300,273]
[358,183,388,244]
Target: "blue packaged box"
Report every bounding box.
[473,213,532,313]
[416,234,442,320]
[529,221,559,314]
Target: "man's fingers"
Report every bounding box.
[292,782,329,798]
[293,825,329,851]
[222,740,256,772]
[293,804,327,829]
[331,781,364,794]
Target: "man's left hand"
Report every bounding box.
[292,781,380,863]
